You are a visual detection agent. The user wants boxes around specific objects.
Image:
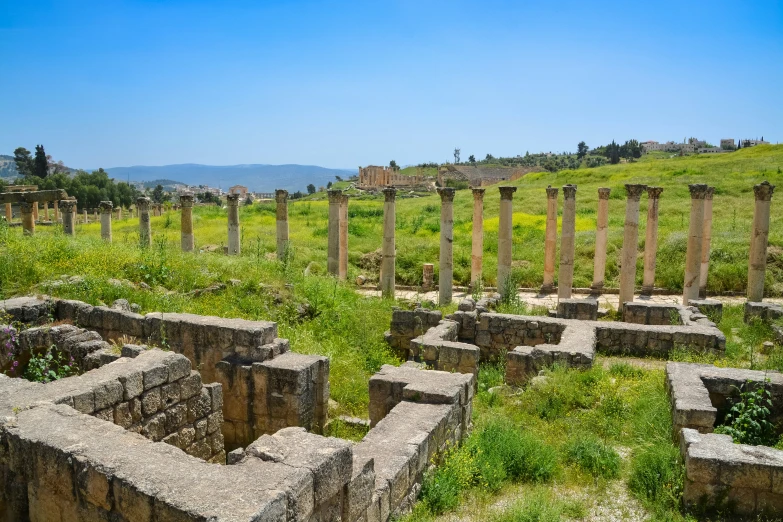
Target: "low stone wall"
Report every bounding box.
[557,298,598,320]
[1,296,329,451]
[384,307,442,359]
[680,428,783,516]
[623,301,682,325]
[409,320,479,376]
[745,301,783,324]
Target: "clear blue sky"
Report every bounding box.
[1,0,781,170]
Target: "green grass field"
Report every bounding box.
[1,145,782,521]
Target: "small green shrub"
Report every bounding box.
[628,444,683,511]
[23,347,78,383]
[713,379,777,446]
[564,435,621,479]
[489,489,586,522]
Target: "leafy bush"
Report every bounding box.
[23,347,78,383]
[713,379,777,446]
[628,444,683,511]
[564,434,621,479]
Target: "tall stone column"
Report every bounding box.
[53,200,59,222]
[498,186,517,298]
[137,197,152,247]
[619,184,647,312]
[61,200,76,236]
[42,201,49,221]
[381,187,397,298]
[275,189,289,260]
[542,186,558,293]
[227,194,240,255]
[118,207,123,220]
[5,203,12,222]
[748,181,775,302]
[558,185,577,299]
[641,187,664,295]
[83,209,88,224]
[32,202,39,222]
[99,201,113,242]
[438,188,455,306]
[180,194,195,252]
[327,190,341,276]
[339,193,348,281]
[471,188,485,288]
[19,201,35,236]
[682,184,709,304]
[591,188,611,291]
[699,187,715,298]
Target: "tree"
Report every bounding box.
[577,141,589,159]
[326,181,332,189]
[389,160,398,170]
[306,184,316,195]
[335,175,343,182]
[453,148,460,164]
[151,184,165,203]
[621,140,642,161]
[604,140,621,164]
[485,153,494,162]
[13,147,34,177]
[33,145,48,178]
[245,195,253,205]
[468,155,476,163]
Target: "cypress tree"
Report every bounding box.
[33,144,48,178]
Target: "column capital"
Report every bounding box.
[99,201,113,213]
[382,187,397,202]
[472,188,486,200]
[598,187,611,200]
[688,184,709,199]
[19,201,34,213]
[705,186,715,200]
[60,200,77,213]
[646,187,664,199]
[545,185,558,199]
[562,184,577,200]
[753,181,775,201]
[624,184,647,200]
[437,187,455,202]
[180,194,194,207]
[275,189,288,203]
[499,186,517,200]
[327,189,343,203]
[339,193,349,204]
[136,197,151,210]
[226,194,240,205]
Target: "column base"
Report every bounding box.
[639,286,654,297]
[698,288,707,299]
[540,284,555,294]
[589,282,604,294]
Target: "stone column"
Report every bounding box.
[19,201,35,235]
[641,187,664,295]
[591,188,611,291]
[42,201,49,221]
[498,186,517,298]
[32,202,39,222]
[339,193,348,281]
[381,187,397,298]
[53,200,59,222]
[327,190,341,275]
[83,209,88,224]
[699,187,715,298]
[748,181,775,302]
[61,200,76,236]
[438,187,455,306]
[99,201,113,242]
[137,197,152,247]
[118,207,123,220]
[275,190,289,260]
[682,184,709,304]
[558,184,577,299]
[619,184,647,312]
[542,186,558,293]
[422,263,434,290]
[93,209,98,222]
[227,194,240,255]
[471,188,485,288]
[180,194,195,252]
[4,203,11,222]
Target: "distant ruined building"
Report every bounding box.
[437,165,540,187]
[357,165,424,189]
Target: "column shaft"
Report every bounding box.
[32,202,39,222]
[338,194,348,281]
[4,203,11,222]
[381,188,397,298]
[619,184,647,312]
[748,181,775,302]
[591,188,611,291]
[20,202,35,235]
[180,195,195,252]
[641,187,664,295]
[542,186,558,292]
[61,201,76,236]
[498,186,517,298]
[53,200,59,221]
[137,197,152,246]
[699,187,715,298]
[327,190,341,275]
[227,194,240,255]
[683,184,708,305]
[275,190,289,260]
[100,201,113,242]
[471,188,485,287]
[438,188,455,306]
[557,185,577,299]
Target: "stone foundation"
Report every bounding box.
[744,301,783,324]
[557,298,598,320]
[409,320,479,376]
[384,307,443,359]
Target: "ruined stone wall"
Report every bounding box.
[384,307,442,359]
[409,320,479,376]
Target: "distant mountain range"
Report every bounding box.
[1,156,355,192]
[105,164,355,192]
